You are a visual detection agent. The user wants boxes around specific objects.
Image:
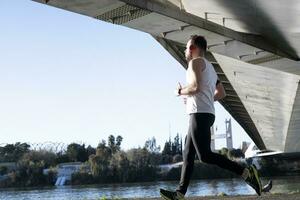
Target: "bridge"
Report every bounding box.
[211,118,234,151]
[32,0,300,153]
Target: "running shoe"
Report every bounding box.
[160,188,185,200]
[245,164,262,196]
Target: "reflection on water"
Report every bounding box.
[0,176,300,200]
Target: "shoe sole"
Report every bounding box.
[251,165,262,196]
[160,191,184,200]
[160,192,172,200]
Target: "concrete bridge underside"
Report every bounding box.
[33,0,300,152]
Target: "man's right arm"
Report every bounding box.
[214,79,226,101]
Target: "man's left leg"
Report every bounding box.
[190,113,262,195]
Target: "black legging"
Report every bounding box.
[176,113,245,195]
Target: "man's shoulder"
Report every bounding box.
[189,57,205,70]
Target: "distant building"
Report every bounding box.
[43,162,90,186]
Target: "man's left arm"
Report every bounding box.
[214,79,226,101]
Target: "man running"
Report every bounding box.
[160,35,262,200]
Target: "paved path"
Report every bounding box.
[125,193,300,200]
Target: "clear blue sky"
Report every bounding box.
[0,1,252,150]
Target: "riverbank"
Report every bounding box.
[127,193,300,200]
[2,177,300,200]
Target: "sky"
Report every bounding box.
[0,1,252,150]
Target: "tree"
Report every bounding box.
[162,134,182,158]
[17,159,46,186]
[96,139,112,157]
[89,146,112,180]
[15,149,57,187]
[126,148,158,181]
[66,143,88,162]
[162,141,172,155]
[86,145,96,157]
[108,135,115,153]
[172,133,181,155]
[117,151,130,182]
[55,153,70,164]
[22,150,56,168]
[97,140,106,149]
[0,142,30,162]
[144,137,160,153]
[116,135,123,152]
[89,154,109,178]
[107,135,123,153]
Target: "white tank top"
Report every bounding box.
[186,57,218,115]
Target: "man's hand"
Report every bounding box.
[174,82,182,96]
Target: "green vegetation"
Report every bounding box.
[161,134,183,164]
[73,135,160,184]
[0,145,58,187]
[0,142,30,162]
[0,134,246,188]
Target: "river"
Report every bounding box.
[0,176,299,200]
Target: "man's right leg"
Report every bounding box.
[160,119,195,200]
[176,125,196,195]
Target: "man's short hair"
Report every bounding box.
[190,35,207,52]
